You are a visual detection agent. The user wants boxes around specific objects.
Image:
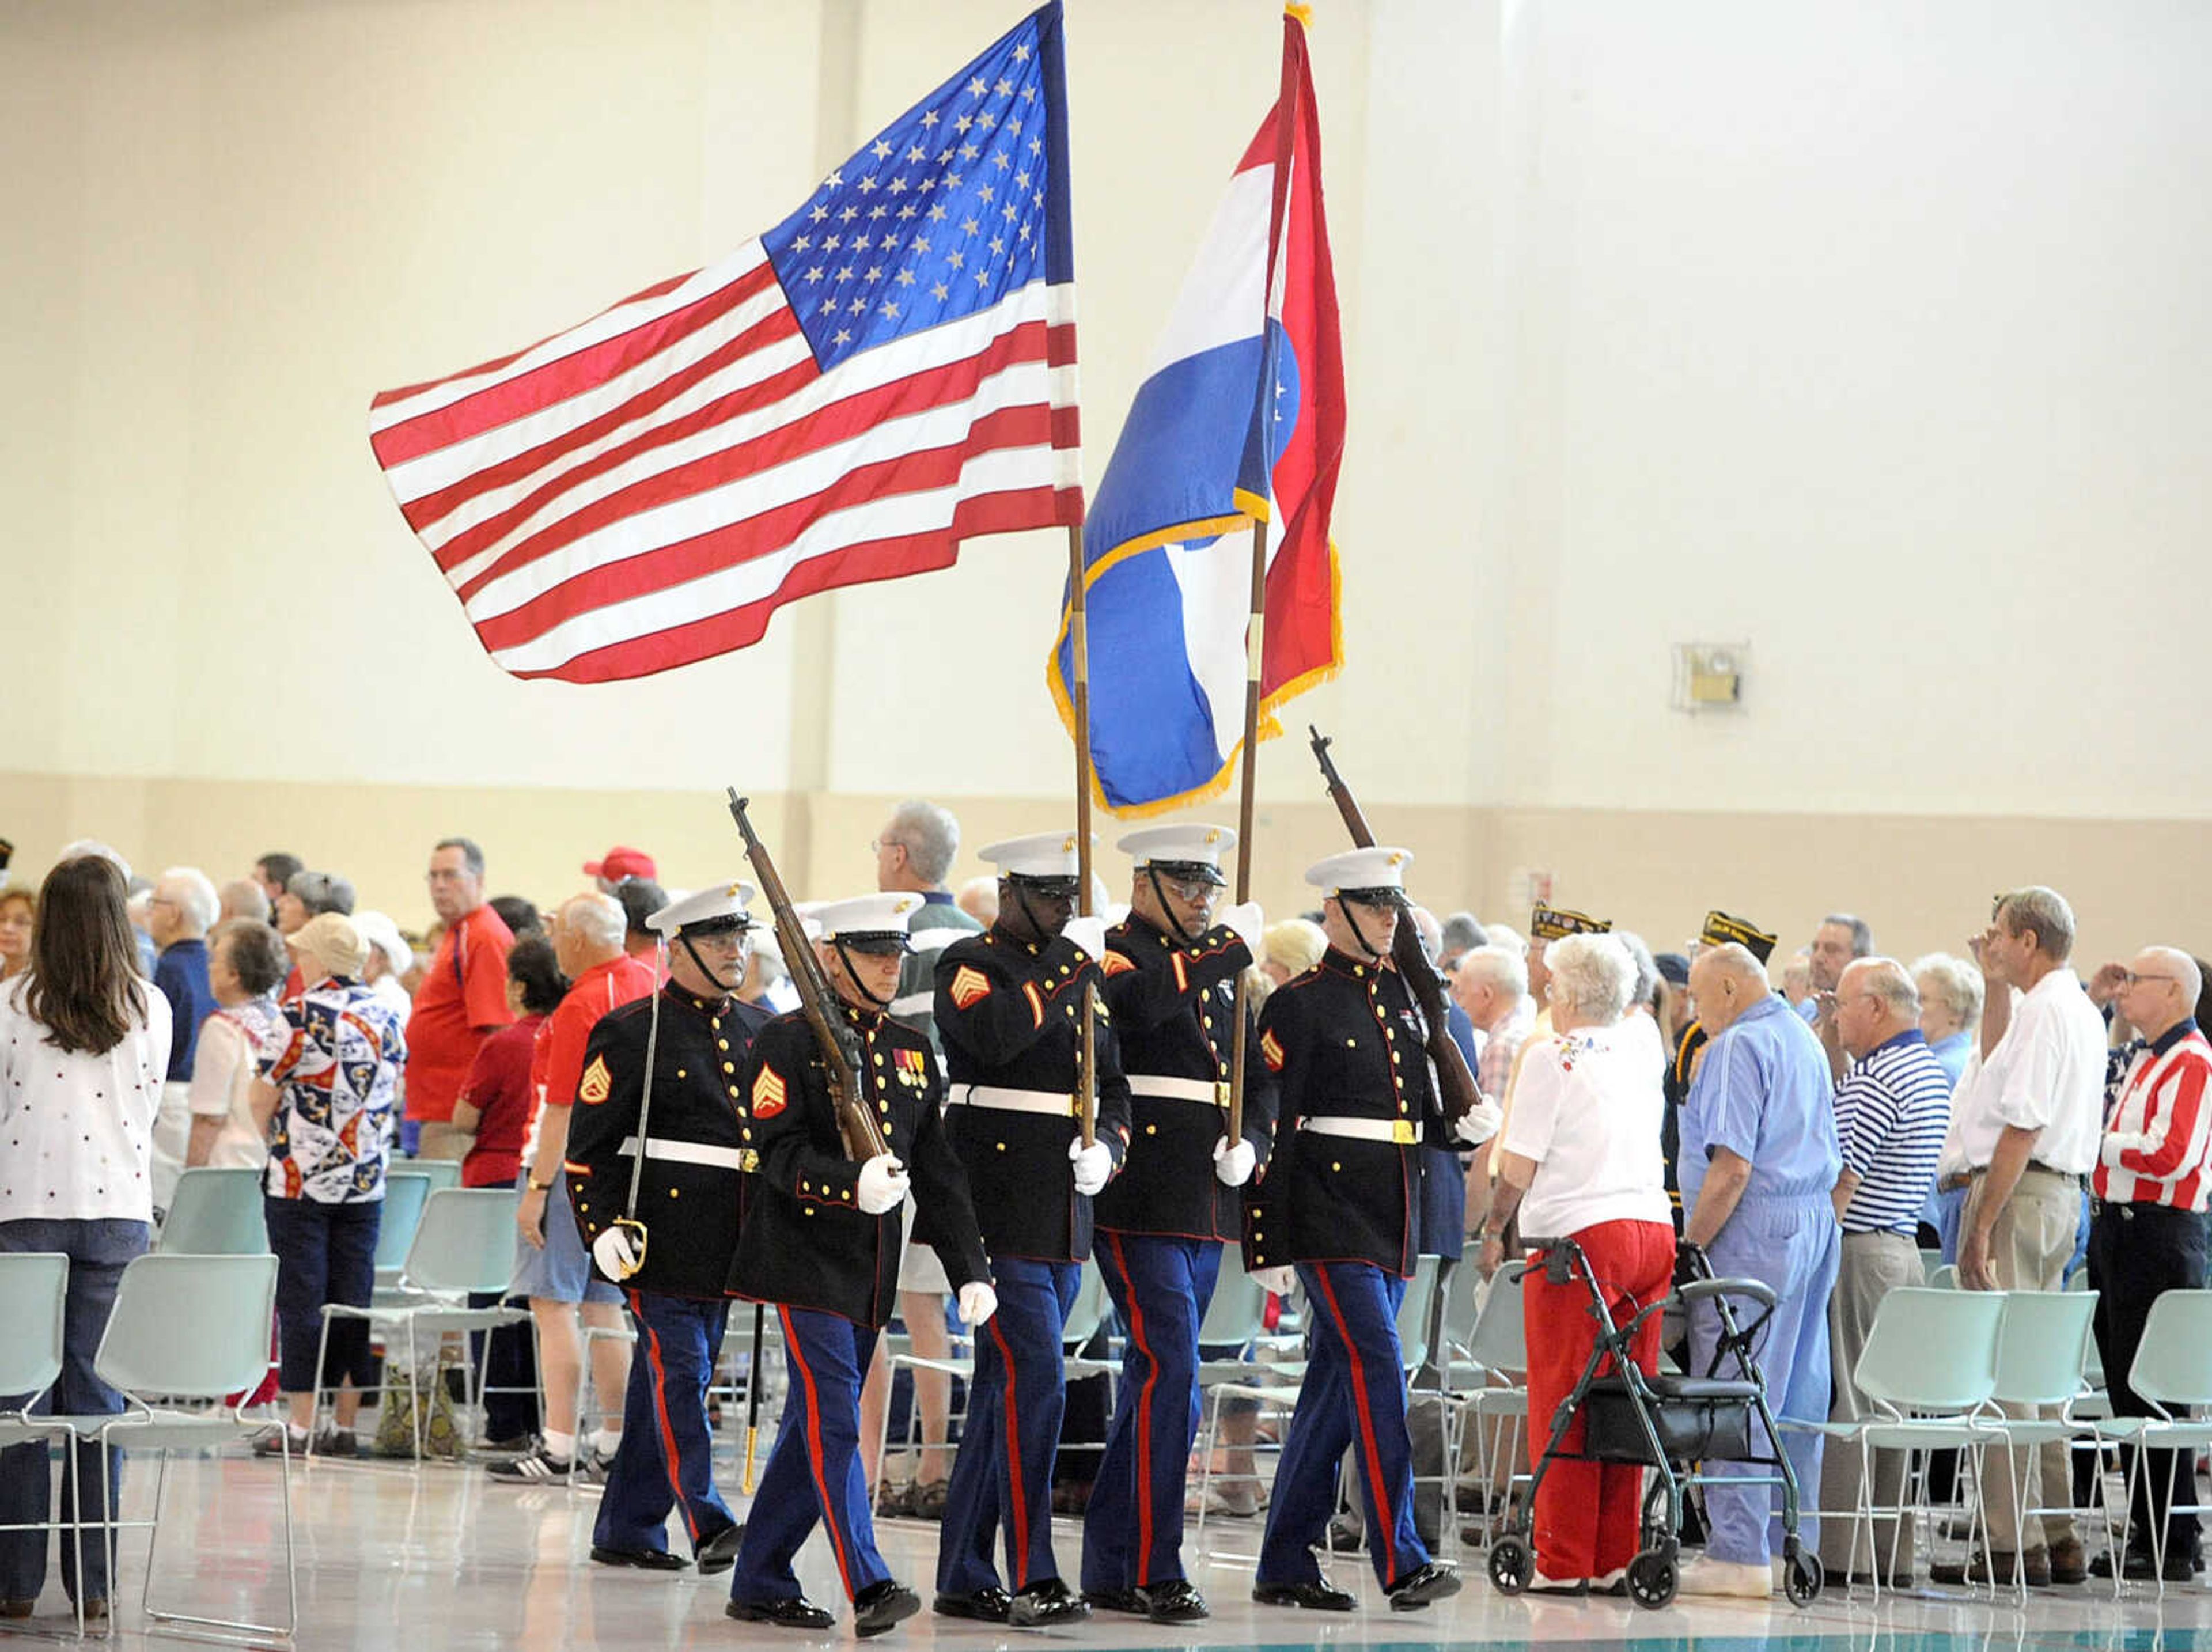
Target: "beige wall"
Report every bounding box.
[5,1,2210,953]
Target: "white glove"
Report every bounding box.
[856,1154,910,1215]
[1069,1135,1114,1195]
[1452,1093,1503,1147]
[1060,916,1108,963]
[592,1224,645,1281]
[1251,1265,1296,1298]
[1213,1134,1256,1187]
[957,1280,999,1327]
[1220,900,1265,957]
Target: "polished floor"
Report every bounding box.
[6,1441,2212,1651]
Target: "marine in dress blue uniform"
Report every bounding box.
[1078,824,1274,1624]
[1243,849,1467,1613]
[930,832,1133,1629]
[1678,940,1843,1592]
[565,882,767,1575]
[726,895,996,1636]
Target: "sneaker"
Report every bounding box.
[1677,1557,1773,1598]
[252,1424,310,1458]
[574,1442,615,1487]
[313,1424,358,1458]
[486,1444,575,1483]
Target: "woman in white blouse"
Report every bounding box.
[184,919,291,1172]
[1476,932,1676,1597]
[0,855,172,1621]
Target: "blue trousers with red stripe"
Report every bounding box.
[935,1256,1078,1597]
[1081,1233,1220,1591]
[594,1290,738,1558]
[1256,1261,1429,1589]
[730,1307,889,1605]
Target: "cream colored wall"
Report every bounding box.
[5,2,2210,954]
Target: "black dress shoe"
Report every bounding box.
[590,1544,689,1571]
[2090,1548,2193,1583]
[1252,1578,1357,1612]
[1079,1587,1149,1616]
[695,1522,745,1575]
[933,1586,1012,1623]
[726,1596,836,1630]
[1007,1578,1090,1628]
[1138,1578,1209,1623]
[1385,1561,1463,1611]
[853,1580,921,1638]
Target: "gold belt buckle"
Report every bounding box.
[1065,1093,1082,1119]
[740,1149,760,1173]
[1391,1120,1417,1146]
[1215,1081,1233,1109]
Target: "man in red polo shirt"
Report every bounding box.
[407,836,514,1160]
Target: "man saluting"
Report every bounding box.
[726,893,996,1636]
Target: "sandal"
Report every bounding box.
[914,1479,950,1521]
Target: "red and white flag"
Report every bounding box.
[370,3,1081,683]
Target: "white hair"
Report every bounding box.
[1456,944,1527,1002]
[157,867,220,935]
[60,839,132,883]
[559,891,627,953]
[1546,933,1635,1024]
[1996,886,2076,962]
[1483,922,1528,961]
[1613,928,1659,1010]
[884,800,961,886]
[1908,952,1984,1029]
[1850,957,1920,1019]
[218,878,271,924]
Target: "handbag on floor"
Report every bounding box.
[372,1343,466,1459]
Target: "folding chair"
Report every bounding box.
[2094,1289,2212,1594]
[0,1255,71,1631]
[89,1253,295,1640]
[1459,1265,1529,1546]
[154,1168,267,1256]
[1985,1287,2108,1598]
[373,1170,434,1293]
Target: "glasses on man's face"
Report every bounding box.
[1160,877,1219,908]
[2123,971,2181,988]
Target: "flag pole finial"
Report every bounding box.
[1285,2,1313,26]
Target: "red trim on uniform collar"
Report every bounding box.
[666,982,730,1016]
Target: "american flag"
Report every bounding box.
[369,3,1081,684]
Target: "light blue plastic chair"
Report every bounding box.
[1810,1286,2006,1597]
[0,1253,68,1443]
[1926,1263,1960,1291]
[1986,1288,2108,1597]
[86,1253,291,1639]
[317,1189,527,1460]
[373,1170,435,1288]
[409,1158,463,1193]
[156,1168,268,1256]
[2097,1289,2212,1592]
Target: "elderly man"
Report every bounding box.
[1677,942,1841,1597]
[584,845,656,895]
[1804,913,1876,1074]
[488,893,654,1487]
[1457,945,1534,1234]
[147,867,222,1211]
[406,838,514,1161]
[1933,887,2106,1586]
[217,879,271,926]
[2085,949,2212,1582]
[1820,959,1950,1586]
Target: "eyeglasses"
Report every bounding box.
[1157,876,1220,907]
[870,838,908,859]
[2122,971,2183,988]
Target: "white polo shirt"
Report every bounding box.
[1501,1020,1672,1238]
[1953,966,2105,1175]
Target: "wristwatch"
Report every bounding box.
[528,1174,556,1192]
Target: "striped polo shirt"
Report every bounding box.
[2095,1019,2212,1211]
[1835,1028,1950,1234]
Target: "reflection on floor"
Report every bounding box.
[4,1448,2211,1649]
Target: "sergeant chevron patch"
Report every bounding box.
[751,1067,787,1119]
[578,1055,612,1106]
[948,965,992,1009]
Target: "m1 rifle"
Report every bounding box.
[1306,728,1485,1126]
[726,790,888,1163]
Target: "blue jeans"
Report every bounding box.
[0,1218,150,1606]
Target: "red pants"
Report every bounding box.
[1520,1218,1676,1582]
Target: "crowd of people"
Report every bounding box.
[0,813,2206,1628]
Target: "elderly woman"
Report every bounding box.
[248,913,406,1458]
[1908,952,1983,1260]
[0,857,173,1621]
[1476,932,1675,1596]
[184,918,291,1171]
[0,887,33,982]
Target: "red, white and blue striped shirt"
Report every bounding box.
[2095,1020,2212,1211]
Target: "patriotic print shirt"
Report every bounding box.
[260,976,407,1203]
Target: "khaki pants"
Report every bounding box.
[1820,1231,1925,1574]
[413,1119,471,1162]
[1972,1168,2081,1555]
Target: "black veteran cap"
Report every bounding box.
[1700,909,1777,965]
[1531,904,1609,941]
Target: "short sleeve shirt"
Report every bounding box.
[403,905,513,1121]
[1502,1021,1672,1237]
[1975,967,2106,1173]
[1679,994,1842,1211]
[458,1014,543,1188]
[262,976,407,1202]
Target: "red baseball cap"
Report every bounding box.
[584,845,657,882]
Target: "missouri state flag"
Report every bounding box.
[1050,6,1344,814]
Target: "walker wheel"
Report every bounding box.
[1784,1548,1823,1606]
[1627,1549,1678,1609]
[1488,1536,1532,1595]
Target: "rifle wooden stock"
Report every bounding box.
[725,790,887,1162]
[1306,729,1484,1126]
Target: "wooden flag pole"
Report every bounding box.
[1226,518,1268,1146]
[1067,522,1099,1150]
